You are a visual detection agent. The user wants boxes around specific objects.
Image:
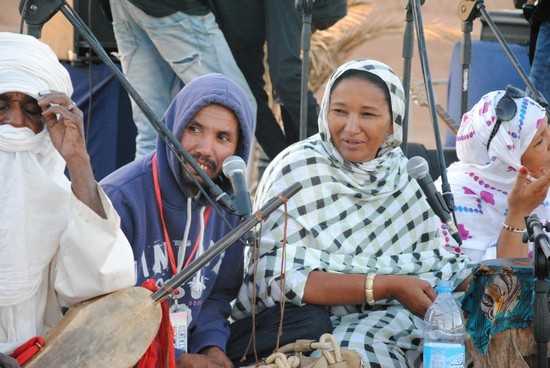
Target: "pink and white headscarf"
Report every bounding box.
[442,90,548,261]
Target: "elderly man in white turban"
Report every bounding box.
[0,32,135,364]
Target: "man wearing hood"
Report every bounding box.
[101,73,255,367]
[0,32,135,364]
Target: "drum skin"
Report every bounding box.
[26,287,162,368]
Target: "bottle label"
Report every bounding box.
[423,342,465,368]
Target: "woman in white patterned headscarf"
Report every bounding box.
[231,59,471,367]
[0,32,135,358]
[441,90,550,262]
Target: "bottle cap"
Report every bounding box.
[436,280,453,294]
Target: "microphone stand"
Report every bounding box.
[459,8,474,118]
[457,0,550,112]
[296,0,314,141]
[400,3,414,155]
[405,0,457,220]
[19,0,235,212]
[152,182,303,302]
[524,214,550,368]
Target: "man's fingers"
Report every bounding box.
[41,105,83,128]
[41,104,76,118]
[37,91,72,108]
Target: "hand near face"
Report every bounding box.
[37,91,106,217]
[37,91,87,164]
[177,347,233,368]
[508,166,550,217]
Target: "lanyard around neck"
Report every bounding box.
[151,153,212,276]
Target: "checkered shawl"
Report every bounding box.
[232,60,471,365]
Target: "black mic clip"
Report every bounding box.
[19,0,64,38]
[525,214,550,281]
[295,0,315,13]
[457,0,480,23]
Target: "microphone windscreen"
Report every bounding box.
[222,155,246,177]
[406,156,430,180]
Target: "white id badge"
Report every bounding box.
[170,304,190,352]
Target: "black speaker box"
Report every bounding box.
[480,10,531,45]
[73,0,117,58]
[40,0,116,61]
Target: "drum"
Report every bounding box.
[462,258,539,368]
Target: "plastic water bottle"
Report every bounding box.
[423,280,465,368]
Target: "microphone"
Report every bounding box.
[222,156,252,217]
[406,156,462,245]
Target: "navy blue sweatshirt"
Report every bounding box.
[101,74,255,356]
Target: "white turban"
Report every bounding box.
[0,33,72,308]
[0,32,73,98]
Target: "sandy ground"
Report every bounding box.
[1,0,513,148]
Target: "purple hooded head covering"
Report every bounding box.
[156,73,255,195]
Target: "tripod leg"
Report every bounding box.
[535,276,550,368]
[476,2,549,109]
[401,5,414,154]
[460,20,473,119]
[299,11,312,142]
[410,0,456,216]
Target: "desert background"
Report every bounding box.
[0,0,513,149]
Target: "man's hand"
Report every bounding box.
[177,347,233,368]
[37,91,106,218]
[37,91,87,165]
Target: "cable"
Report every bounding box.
[85,0,93,143]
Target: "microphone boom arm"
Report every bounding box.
[152,182,303,302]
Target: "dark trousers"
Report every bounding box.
[227,304,333,365]
[210,0,319,160]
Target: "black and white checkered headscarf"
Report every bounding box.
[233,60,470,322]
[319,59,405,158]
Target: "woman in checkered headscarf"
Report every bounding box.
[230,59,471,366]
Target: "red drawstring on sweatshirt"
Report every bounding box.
[151,153,212,276]
[137,279,176,368]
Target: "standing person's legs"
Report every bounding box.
[264,0,319,144]
[110,0,177,158]
[215,0,289,159]
[232,45,289,160]
[145,12,258,130]
[530,21,550,103]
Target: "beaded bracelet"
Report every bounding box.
[502,223,525,233]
